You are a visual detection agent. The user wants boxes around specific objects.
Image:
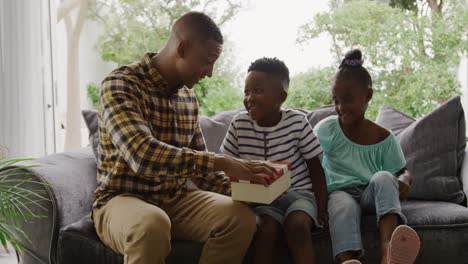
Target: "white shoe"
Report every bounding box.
[387,225,421,264]
[342,260,361,264]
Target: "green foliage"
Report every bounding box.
[297,0,467,119]
[284,67,335,110]
[89,0,244,115]
[0,159,48,254]
[194,75,243,116]
[389,0,418,11]
[87,82,100,110]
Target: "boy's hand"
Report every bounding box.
[398,170,412,200]
[214,156,277,186]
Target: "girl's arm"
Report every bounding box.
[306,157,329,225]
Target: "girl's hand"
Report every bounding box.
[398,170,412,200]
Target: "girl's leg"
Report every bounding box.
[284,211,316,264]
[360,171,408,264]
[328,191,363,263]
[251,215,282,264]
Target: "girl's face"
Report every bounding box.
[332,79,372,126]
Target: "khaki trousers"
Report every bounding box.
[93,191,256,264]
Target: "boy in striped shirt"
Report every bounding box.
[221,57,329,264]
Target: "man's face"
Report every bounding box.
[243,71,285,125]
[177,39,222,88]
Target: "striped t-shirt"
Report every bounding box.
[221,109,323,191]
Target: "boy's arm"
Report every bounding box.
[306,157,328,219]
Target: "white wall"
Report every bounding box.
[0,0,55,159]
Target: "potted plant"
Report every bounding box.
[0,147,48,257]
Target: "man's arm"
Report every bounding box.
[189,121,231,194]
[101,79,216,178]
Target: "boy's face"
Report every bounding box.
[244,71,286,126]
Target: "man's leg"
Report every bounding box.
[93,195,172,264]
[163,190,256,264]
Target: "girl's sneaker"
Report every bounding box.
[342,260,361,264]
[387,225,420,264]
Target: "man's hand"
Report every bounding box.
[214,155,277,186]
[397,170,412,200]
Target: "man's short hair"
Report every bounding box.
[175,11,223,44]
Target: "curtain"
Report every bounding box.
[0,0,55,159]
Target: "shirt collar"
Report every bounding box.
[140,52,176,96]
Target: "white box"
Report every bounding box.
[231,161,291,204]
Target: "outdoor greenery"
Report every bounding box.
[0,158,47,254]
[284,67,335,110]
[298,0,467,119]
[88,0,244,116]
[87,0,467,118]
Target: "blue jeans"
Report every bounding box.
[255,190,322,228]
[328,171,407,258]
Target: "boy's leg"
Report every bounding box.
[162,190,256,264]
[284,211,316,264]
[360,171,408,263]
[251,215,283,264]
[283,191,321,264]
[328,191,363,263]
[93,195,172,264]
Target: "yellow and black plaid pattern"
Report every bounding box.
[93,53,230,208]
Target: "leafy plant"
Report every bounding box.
[0,158,48,254]
[87,82,100,110]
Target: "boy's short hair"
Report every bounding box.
[248,57,290,91]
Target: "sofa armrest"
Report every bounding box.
[460,147,468,206]
[1,147,97,264]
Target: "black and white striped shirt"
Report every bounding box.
[221,109,323,191]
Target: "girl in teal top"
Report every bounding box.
[314,49,420,264]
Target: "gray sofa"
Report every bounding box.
[3,96,468,264]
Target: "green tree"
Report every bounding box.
[297,0,467,119]
[284,67,335,110]
[89,0,245,115]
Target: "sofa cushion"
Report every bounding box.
[307,105,336,128]
[82,110,99,159]
[199,116,228,153]
[396,96,466,203]
[211,109,244,126]
[375,105,416,136]
[57,214,204,264]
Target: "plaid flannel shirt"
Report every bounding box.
[93,53,230,208]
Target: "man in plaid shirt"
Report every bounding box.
[92,11,277,264]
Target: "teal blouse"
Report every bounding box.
[314,116,406,193]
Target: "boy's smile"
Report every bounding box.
[244,71,286,127]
